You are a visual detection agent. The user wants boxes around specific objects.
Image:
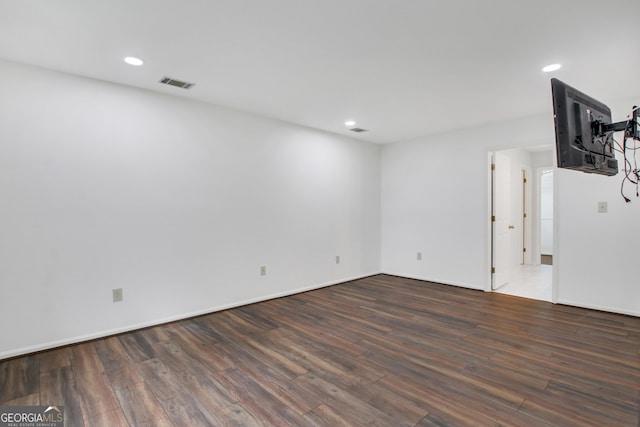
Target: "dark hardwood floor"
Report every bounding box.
[1,274,639,426]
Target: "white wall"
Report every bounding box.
[540,170,554,255]
[555,98,640,315]
[0,59,381,358]
[381,99,640,316]
[381,115,554,289]
[531,150,554,170]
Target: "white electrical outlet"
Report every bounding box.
[597,201,608,213]
[260,266,267,276]
[336,255,340,264]
[417,252,422,261]
[112,288,123,302]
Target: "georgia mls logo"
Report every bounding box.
[0,405,64,427]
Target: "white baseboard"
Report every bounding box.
[380,271,484,291]
[556,299,640,318]
[0,271,381,360]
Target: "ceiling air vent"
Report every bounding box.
[349,127,368,133]
[159,76,195,90]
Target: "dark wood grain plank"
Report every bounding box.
[0,354,39,403]
[174,371,236,414]
[2,393,39,406]
[69,343,121,419]
[218,368,309,426]
[95,337,146,391]
[345,379,427,426]
[215,351,318,416]
[377,372,548,427]
[141,344,238,421]
[88,408,130,427]
[136,357,223,426]
[293,371,344,403]
[164,322,235,371]
[39,348,70,372]
[304,403,367,427]
[214,403,267,427]
[39,366,85,427]
[117,330,159,362]
[114,381,174,427]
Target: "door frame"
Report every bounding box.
[489,153,495,290]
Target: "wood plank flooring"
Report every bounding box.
[1,274,639,426]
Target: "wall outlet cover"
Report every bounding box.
[598,201,608,213]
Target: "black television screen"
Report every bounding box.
[551,78,618,176]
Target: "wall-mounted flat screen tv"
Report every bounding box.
[551,78,618,176]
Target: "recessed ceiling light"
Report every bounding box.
[345,120,356,127]
[124,56,144,66]
[542,63,562,73]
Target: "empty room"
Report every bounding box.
[0,1,638,426]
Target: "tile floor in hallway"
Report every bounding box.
[495,264,552,302]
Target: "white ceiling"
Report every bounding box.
[0,0,638,144]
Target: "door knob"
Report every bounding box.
[508,225,515,229]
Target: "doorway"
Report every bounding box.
[490,148,553,302]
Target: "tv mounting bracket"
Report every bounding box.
[593,106,640,139]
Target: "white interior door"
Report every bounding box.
[492,152,512,290]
